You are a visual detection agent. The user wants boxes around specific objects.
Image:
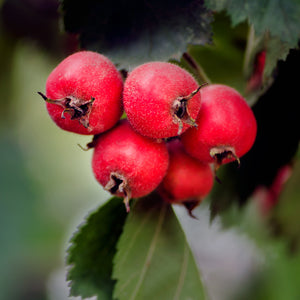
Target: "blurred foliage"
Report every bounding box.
[271,156,300,252]
[0,132,52,300]
[0,1,104,299]
[224,201,300,300]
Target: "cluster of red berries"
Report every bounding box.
[39,51,257,213]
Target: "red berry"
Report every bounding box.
[92,120,169,211]
[123,62,204,139]
[39,51,123,135]
[158,140,214,213]
[181,84,257,168]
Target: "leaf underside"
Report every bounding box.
[61,0,213,68]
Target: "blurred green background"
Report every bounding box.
[0,1,109,299]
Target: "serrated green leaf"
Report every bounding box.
[113,194,205,300]
[60,0,213,68]
[204,0,300,48]
[264,37,291,79]
[66,197,127,299]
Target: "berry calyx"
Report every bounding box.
[209,146,240,171]
[38,92,95,128]
[104,172,132,210]
[92,120,169,211]
[181,84,257,170]
[39,51,123,135]
[172,84,207,135]
[123,61,204,139]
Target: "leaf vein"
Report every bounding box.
[173,244,190,300]
[116,208,154,274]
[129,203,167,300]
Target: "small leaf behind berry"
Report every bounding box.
[113,193,205,300]
[66,197,127,299]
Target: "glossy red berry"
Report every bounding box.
[39,51,123,135]
[181,84,257,168]
[158,140,214,212]
[92,120,169,211]
[123,62,205,139]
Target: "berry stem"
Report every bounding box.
[182,52,212,84]
[77,135,100,151]
[243,24,255,76]
[183,200,200,219]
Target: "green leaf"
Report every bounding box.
[204,0,300,47]
[113,194,205,300]
[66,197,127,299]
[264,37,291,81]
[60,0,213,68]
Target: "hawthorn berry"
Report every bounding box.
[181,84,257,169]
[158,139,214,214]
[123,61,205,139]
[91,120,169,211]
[38,51,123,135]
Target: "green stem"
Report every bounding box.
[243,25,256,76]
[183,52,212,84]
